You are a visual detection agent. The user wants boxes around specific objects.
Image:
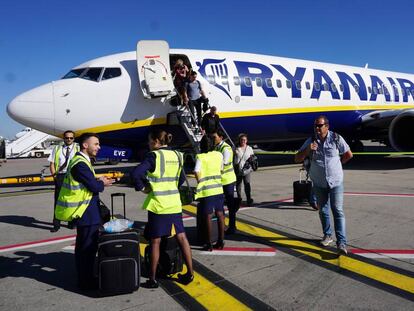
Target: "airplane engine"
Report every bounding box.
[388,109,414,152]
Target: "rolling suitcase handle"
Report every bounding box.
[299,168,306,183]
[111,192,126,219]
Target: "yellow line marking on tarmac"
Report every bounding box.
[182,204,414,295]
[138,241,251,310]
[255,151,414,156]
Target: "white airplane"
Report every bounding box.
[7,40,414,160]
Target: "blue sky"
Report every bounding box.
[1,0,414,139]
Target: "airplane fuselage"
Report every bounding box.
[7,47,414,158]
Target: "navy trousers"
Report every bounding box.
[223,182,237,228]
[75,224,100,288]
[52,174,65,228]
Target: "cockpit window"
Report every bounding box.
[81,67,103,82]
[102,68,122,80]
[62,68,87,79]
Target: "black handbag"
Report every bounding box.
[249,154,259,171]
[174,151,195,205]
[179,185,195,205]
[99,199,111,223]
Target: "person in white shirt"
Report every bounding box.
[48,130,79,232]
[234,133,255,205]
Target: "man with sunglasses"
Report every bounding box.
[295,116,353,255]
[48,130,80,232]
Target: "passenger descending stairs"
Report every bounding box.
[167,102,235,155]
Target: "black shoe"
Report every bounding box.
[247,198,254,205]
[177,273,194,285]
[50,226,60,233]
[213,240,225,250]
[67,221,75,229]
[144,279,159,289]
[225,227,236,235]
[202,243,213,252]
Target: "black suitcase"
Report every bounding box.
[144,235,183,277]
[293,170,312,206]
[196,203,219,244]
[98,193,140,295]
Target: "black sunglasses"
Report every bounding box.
[64,137,74,140]
[314,124,326,128]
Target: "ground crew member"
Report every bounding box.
[48,130,79,232]
[295,116,353,255]
[194,135,225,251]
[132,129,194,288]
[211,130,238,235]
[55,133,113,290]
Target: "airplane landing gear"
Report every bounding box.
[350,140,364,152]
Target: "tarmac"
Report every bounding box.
[0,152,413,310]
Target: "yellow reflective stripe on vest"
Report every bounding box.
[147,176,179,182]
[198,175,222,183]
[56,198,91,208]
[222,167,234,174]
[61,182,85,191]
[197,184,223,192]
[143,150,183,214]
[152,189,180,196]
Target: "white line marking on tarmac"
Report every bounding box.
[0,235,76,253]
[350,249,414,259]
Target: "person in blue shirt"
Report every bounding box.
[295,116,353,255]
[183,71,208,126]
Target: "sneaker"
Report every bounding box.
[320,235,334,247]
[338,244,348,255]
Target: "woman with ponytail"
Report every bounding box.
[132,128,194,288]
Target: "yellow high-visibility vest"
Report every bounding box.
[143,150,183,214]
[216,141,236,185]
[55,154,94,221]
[53,143,80,172]
[195,151,223,199]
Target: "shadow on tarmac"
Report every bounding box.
[344,156,414,170]
[0,215,54,231]
[0,251,98,297]
[252,201,315,211]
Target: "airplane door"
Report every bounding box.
[136,40,175,99]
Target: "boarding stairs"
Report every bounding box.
[167,106,203,154]
[6,129,51,158]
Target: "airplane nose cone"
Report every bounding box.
[7,83,54,133]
